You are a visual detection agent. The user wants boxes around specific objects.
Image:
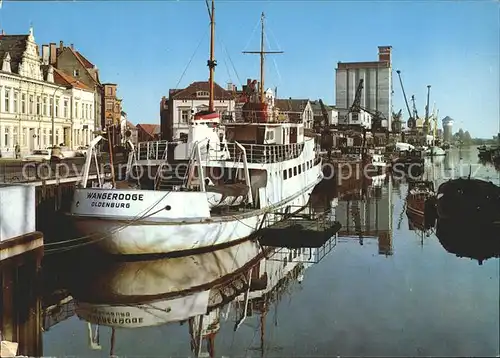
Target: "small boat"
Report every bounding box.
[406,180,437,230]
[425,146,446,157]
[436,177,500,225]
[369,152,388,176]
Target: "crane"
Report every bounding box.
[423,85,431,135]
[395,70,415,129]
[410,95,419,126]
[318,99,330,130]
[347,79,388,131]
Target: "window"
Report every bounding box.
[265,131,274,140]
[64,99,69,118]
[13,91,18,113]
[21,94,26,114]
[48,130,52,145]
[75,102,79,118]
[181,109,190,123]
[42,97,47,116]
[298,165,302,174]
[36,96,41,115]
[22,128,26,146]
[55,97,60,117]
[3,88,10,112]
[107,87,113,96]
[196,91,209,98]
[4,128,8,147]
[43,129,46,146]
[89,104,93,119]
[84,104,87,119]
[302,163,305,172]
[73,69,79,77]
[49,98,53,117]
[12,127,16,145]
[288,168,292,178]
[283,170,287,180]
[293,167,297,176]
[106,101,113,111]
[29,95,34,114]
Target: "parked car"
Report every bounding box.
[76,146,89,157]
[23,149,51,162]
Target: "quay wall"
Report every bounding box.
[0,185,36,242]
[0,185,44,262]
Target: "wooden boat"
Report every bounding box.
[436,177,500,226]
[406,180,437,230]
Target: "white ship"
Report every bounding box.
[67,2,323,255]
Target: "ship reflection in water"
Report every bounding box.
[45,235,337,358]
[1,151,499,357]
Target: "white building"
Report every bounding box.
[0,28,95,157]
[335,46,393,129]
[163,81,235,140]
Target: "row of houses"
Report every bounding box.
[0,27,123,157]
[158,80,339,141]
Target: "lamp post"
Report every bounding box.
[51,84,65,146]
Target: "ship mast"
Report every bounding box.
[207,0,216,112]
[243,12,283,104]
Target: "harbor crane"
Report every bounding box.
[423,85,431,135]
[347,79,388,131]
[395,70,416,129]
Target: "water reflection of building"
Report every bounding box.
[0,248,43,357]
[336,178,394,255]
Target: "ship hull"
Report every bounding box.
[436,178,500,225]
[69,174,322,256]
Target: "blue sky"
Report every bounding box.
[0,0,498,138]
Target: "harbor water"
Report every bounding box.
[1,147,499,357]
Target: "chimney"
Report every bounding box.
[59,40,64,50]
[46,65,54,83]
[70,43,74,50]
[378,45,392,64]
[42,44,49,65]
[49,42,57,65]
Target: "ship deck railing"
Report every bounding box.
[135,140,306,165]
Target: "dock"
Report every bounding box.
[0,155,127,221]
[255,205,341,248]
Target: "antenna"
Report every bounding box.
[242,12,283,103]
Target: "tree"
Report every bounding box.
[463,131,472,145]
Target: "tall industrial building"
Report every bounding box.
[335,46,393,129]
[442,116,454,143]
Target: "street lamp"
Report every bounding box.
[51,84,66,146]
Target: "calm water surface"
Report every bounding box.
[2,147,499,357]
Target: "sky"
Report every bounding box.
[0,0,499,138]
